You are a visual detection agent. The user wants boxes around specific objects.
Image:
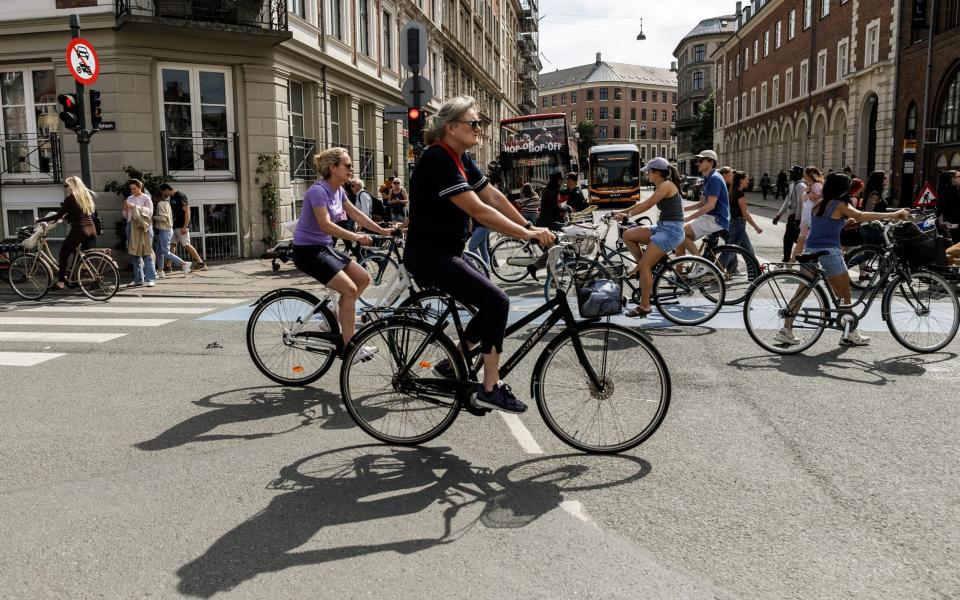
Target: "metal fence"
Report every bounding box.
[116,0,289,30]
[160,132,240,181]
[0,133,62,184]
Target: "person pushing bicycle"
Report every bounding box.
[38,176,97,290]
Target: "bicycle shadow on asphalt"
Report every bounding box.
[728,349,957,386]
[175,444,651,598]
[135,385,351,451]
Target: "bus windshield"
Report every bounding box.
[590,151,640,189]
[498,115,574,199]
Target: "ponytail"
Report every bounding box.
[667,165,682,190]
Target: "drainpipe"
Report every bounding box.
[321,65,329,149]
[917,0,937,194]
[890,0,904,205]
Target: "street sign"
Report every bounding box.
[914,182,938,207]
[97,121,116,131]
[400,22,428,72]
[902,139,917,153]
[384,105,408,120]
[401,76,432,108]
[66,37,99,85]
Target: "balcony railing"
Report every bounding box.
[160,131,240,181]
[289,136,316,180]
[0,133,62,185]
[116,0,289,31]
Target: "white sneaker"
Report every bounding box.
[687,264,710,279]
[146,280,156,287]
[352,345,379,364]
[182,261,192,275]
[127,280,143,288]
[156,271,165,279]
[840,330,870,346]
[773,327,802,345]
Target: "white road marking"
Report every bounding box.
[57,297,250,305]
[0,352,65,366]
[0,332,126,343]
[498,412,543,454]
[0,317,176,327]
[560,500,601,530]
[21,306,216,315]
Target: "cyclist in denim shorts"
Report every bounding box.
[776,172,909,347]
[614,157,686,318]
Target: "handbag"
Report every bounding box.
[92,211,104,235]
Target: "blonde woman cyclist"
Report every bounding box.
[38,176,97,290]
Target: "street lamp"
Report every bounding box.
[636,18,646,41]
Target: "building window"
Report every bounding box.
[0,67,58,182]
[728,60,733,81]
[693,71,703,90]
[542,97,547,108]
[865,21,880,67]
[672,92,677,104]
[382,11,393,68]
[760,82,768,111]
[905,102,917,139]
[662,91,667,103]
[641,90,647,102]
[785,68,794,101]
[160,65,233,177]
[694,44,705,62]
[772,75,780,106]
[788,9,796,39]
[630,107,636,120]
[939,71,960,143]
[551,95,557,106]
[289,0,305,18]
[586,89,594,101]
[330,0,343,40]
[586,107,594,119]
[745,47,749,70]
[599,125,607,139]
[750,88,756,116]
[764,31,770,56]
[329,93,341,144]
[600,106,609,119]
[821,0,830,17]
[651,127,656,139]
[817,49,827,89]
[560,93,566,105]
[641,108,647,120]
[613,125,621,138]
[799,60,809,95]
[753,40,759,64]
[359,0,371,55]
[741,92,747,117]
[803,0,812,29]
[599,87,608,100]
[630,125,636,139]
[733,98,739,122]
[837,39,848,79]
[571,111,577,124]
[614,106,621,119]
[630,89,636,101]
[776,21,782,48]
[614,88,622,100]
[672,111,676,122]
[662,110,667,121]
[736,55,740,76]
[651,109,657,122]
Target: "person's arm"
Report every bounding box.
[181,202,191,233]
[773,187,792,222]
[312,202,370,244]
[452,189,553,245]
[38,199,68,223]
[685,195,717,221]
[740,197,762,233]
[616,184,672,220]
[839,203,909,223]
[343,200,393,236]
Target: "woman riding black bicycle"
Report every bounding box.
[404,95,554,413]
[776,172,908,347]
[38,176,97,291]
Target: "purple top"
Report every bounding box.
[294,180,347,246]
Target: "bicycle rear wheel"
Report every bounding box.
[490,238,536,282]
[533,323,670,453]
[340,318,464,445]
[653,256,725,325]
[711,244,761,304]
[77,252,119,301]
[883,270,960,353]
[8,254,52,300]
[358,253,400,307]
[399,290,477,336]
[462,250,490,279]
[743,270,828,354]
[246,290,338,386]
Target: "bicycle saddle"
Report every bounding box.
[796,250,830,263]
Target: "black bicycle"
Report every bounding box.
[338,244,671,454]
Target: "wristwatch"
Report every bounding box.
[524,221,534,230]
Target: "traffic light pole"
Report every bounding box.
[69,15,92,187]
[412,70,423,163]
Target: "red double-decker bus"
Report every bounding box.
[497,113,577,200]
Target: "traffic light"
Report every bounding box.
[407,107,425,154]
[57,93,81,131]
[89,89,102,130]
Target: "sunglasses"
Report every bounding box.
[458,119,483,130]
[340,162,354,169]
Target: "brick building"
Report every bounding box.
[713,0,898,184]
[891,0,960,205]
[537,53,677,163]
[674,15,737,175]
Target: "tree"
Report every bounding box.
[576,120,597,169]
[691,93,715,154]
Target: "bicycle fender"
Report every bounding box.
[250,287,321,307]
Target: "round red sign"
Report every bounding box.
[66,38,100,85]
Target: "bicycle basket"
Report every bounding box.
[891,221,938,269]
[16,226,34,244]
[575,277,623,318]
[19,226,43,250]
[560,224,598,255]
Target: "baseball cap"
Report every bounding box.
[695,150,718,162]
[640,157,671,172]
[790,165,804,176]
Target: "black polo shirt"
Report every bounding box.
[406,144,488,255]
[169,191,189,229]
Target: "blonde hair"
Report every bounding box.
[804,166,824,184]
[65,176,96,215]
[313,147,350,179]
[423,96,476,146]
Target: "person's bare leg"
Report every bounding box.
[622,226,651,266]
[481,351,500,393]
[324,270,360,344]
[637,243,666,311]
[678,225,699,256]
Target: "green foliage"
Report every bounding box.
[691,93,716,154]
[257,152,286,248]
[576,120,598,169]
[103,166,175,250]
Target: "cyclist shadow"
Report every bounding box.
[175,445,650,598]
[134,385,351,451]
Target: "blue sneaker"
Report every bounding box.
[473,383,527,413]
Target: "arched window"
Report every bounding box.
[940,68,960,143]
[906,102,917,139]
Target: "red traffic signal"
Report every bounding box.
[58,93,82,131]
[407,107,421,121]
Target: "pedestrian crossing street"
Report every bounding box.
[0,296,250,368]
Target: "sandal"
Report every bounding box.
[53,281,65,290]
[625,306,652,318]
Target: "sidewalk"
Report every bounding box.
[115,258,324,298]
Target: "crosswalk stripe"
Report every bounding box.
[21,306,217,315]
[0,332,126,343]
[0,352,65,366]
[0,317,176,327]
[57,296,251,305]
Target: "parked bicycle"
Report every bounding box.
[338,242,671,454]
[7,221,119,301]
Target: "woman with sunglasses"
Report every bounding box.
[37,176,98,290]
[405,96,555,414]
[292,147,396,362]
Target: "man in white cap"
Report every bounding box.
[679,149,730,256]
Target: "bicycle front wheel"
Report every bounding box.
[883,270,960,353]
[245,290,337,386]
[653,256,725,325]
[844,245,885,292]
[358,253,400,308]
[8,254,52,300]
[743,270,828,354]
[490,238,536,282]
[340,318,464,445]
[711,244,761,305]
[77,252,119,301]
[534,324,671,453]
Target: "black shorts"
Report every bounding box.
[292,244,351,284]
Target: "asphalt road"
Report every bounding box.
[0,202,958,599]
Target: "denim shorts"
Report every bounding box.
[806,246,847,277]
[650,220,686,254]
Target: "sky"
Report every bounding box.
[537,0,737,73]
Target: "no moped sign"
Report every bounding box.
[66,38,99,85]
